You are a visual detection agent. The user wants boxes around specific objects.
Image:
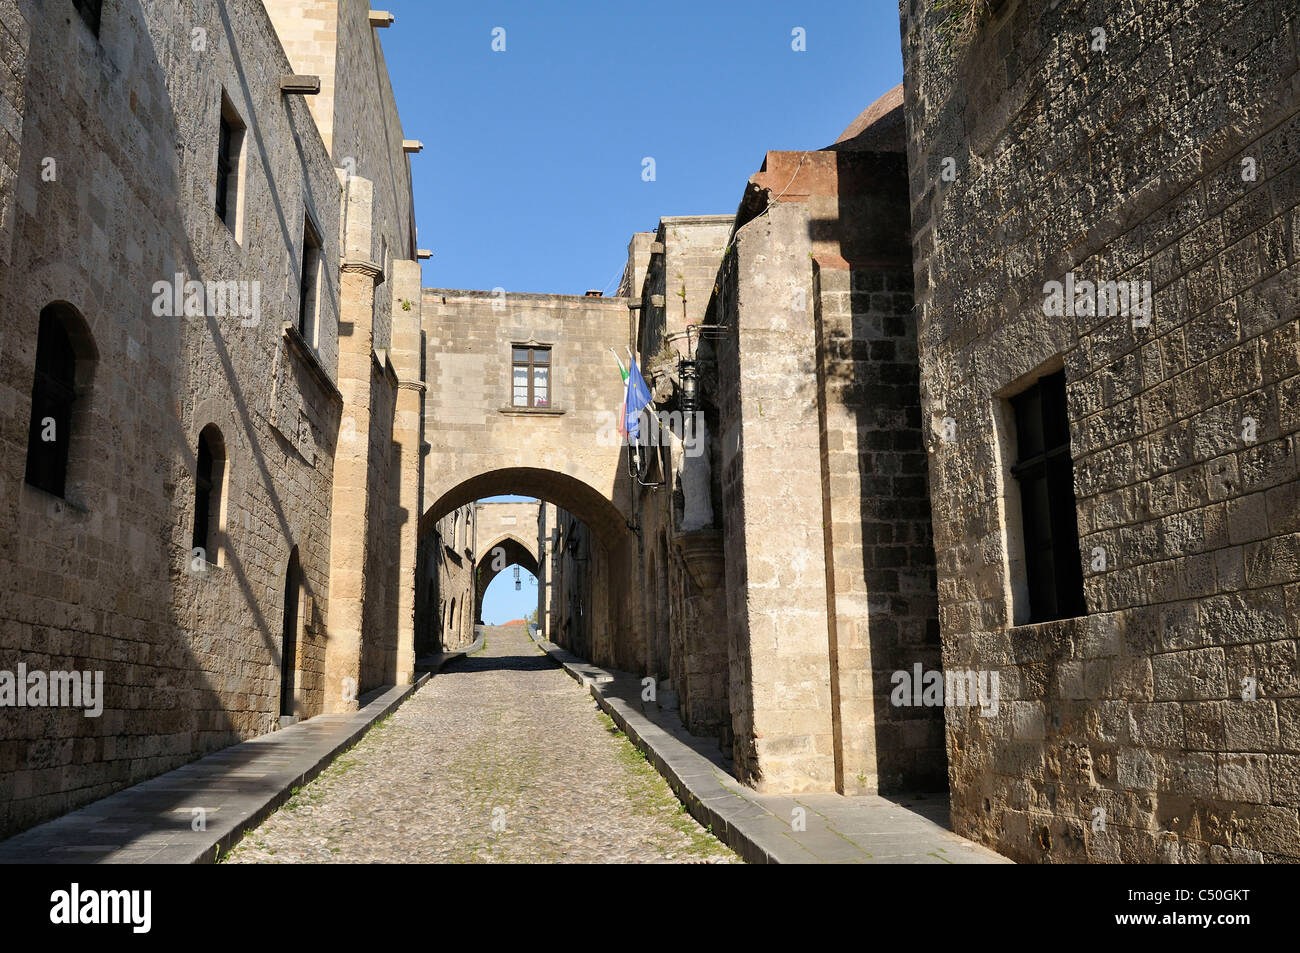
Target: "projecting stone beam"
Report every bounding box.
[280,75,320,95]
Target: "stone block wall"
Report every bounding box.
[901,0,1300,862]
[0,0,28,272]
[812,181,945,794]
[0,0,343,836]
[414,503,476,654]
[629,216,732,745]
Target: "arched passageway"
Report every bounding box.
[417,468,641,672]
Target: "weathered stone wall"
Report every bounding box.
[415,503,476,653]
[0,0,28,273]
[418,289,641,670]
[711,198,839,793]
[902,0,1300,862]
[700,119,944,796]
[630,216,732,744]
[0,0,343,836]
[547,507,594,658]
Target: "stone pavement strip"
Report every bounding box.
[530,630,1011,865]
[0,642,478,864]
[225,624,736,863]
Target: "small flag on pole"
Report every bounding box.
[623,347,653,441]
[611,348,629,438]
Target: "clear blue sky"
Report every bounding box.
[481,566,538,625]
[381,1,903,295]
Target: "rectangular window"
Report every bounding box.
[73,0,102,36]
[299,214,322,348]
[1009,370,1085,623]
[512,346,550,408]
[216,95,245,236]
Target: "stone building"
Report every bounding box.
[623,216,734,746]
[901,0,1300,862]
[698,91,946,796]
[263,0,425,710]
[414,502,476,655]
[0,0,421,838]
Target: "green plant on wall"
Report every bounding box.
[934,0,997,54]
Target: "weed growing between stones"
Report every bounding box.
[934,0,996,54]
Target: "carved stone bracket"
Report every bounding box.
[674,528,724,591]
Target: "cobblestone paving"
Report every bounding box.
[225,625,737,863]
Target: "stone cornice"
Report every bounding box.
[341,258,384,282]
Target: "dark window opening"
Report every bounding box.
[215,117,231,221]
[512,346,550,408]
[1010,370,1085,623]
[192,425,225,562]
[280,548,300,718]
[299,214,322,346]
[25,312,77,498]
[73,0,102,36]
[215,97,244,231]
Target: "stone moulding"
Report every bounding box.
[281,322,343,405]
[497,406,565,416]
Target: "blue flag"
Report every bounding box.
[623,355,653,441]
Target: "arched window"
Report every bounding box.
[192,425,227,564]
[26,303,95,499]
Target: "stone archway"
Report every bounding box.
[474,533,540,623]
[419,467,641,672]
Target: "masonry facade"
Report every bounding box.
[0,0,421,838]
[414,502,476,655]
[901,0,1300,862]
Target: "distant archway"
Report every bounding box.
[475,534,540,622]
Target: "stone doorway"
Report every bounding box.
[280,547,301,722]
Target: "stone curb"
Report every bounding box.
[528,633,805,864]
[200,674,435,864]
[0,647,474,865]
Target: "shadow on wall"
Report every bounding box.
[809,146,948,795]
[1,0,344,838]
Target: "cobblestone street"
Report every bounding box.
[224,625,736,864]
